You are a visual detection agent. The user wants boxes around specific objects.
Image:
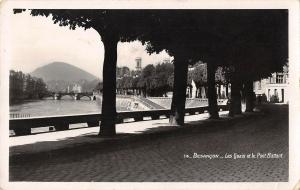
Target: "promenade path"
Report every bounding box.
[9,104,288,182]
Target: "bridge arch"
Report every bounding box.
[75,95,87,100]
[60,94,75,100]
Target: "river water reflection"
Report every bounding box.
[9,97,130,118]
[10,99,101,117]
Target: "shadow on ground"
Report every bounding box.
[9,104,289,182]
[10,104,280,163]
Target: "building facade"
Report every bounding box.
[72,84,82,93]
[253,66,289,103]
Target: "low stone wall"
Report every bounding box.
[9,105,229,136]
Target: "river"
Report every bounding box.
[9,97,131,118]
[9,97,217,118]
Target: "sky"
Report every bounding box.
[7,10,172,79]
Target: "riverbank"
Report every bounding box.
[9,98,43,106]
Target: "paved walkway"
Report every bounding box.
[10,111,216,155]
[9,104,288,182]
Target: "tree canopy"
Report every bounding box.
[14,9,157,42]
[14,9,288,79]
[116,62,174,97]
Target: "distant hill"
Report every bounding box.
[31,62,100,92]
[31,62,97,82]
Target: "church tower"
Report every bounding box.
[135,57,142,71]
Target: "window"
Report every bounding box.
[276,74,284,84]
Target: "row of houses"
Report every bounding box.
[253,65,289,103]
[186,64,289,103]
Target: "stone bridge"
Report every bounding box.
[42,92,97,100]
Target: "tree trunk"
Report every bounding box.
[218,84,221,99]
[244,79,255,112]
[169,57,188,126]
[144,86,147,97]
[99,34,118,136]
[229,73,242,116]
[207,63,219,119]
[199,86,202,98]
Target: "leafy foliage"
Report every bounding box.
[139,10,288,81]
[10,70,48,103]
[14,9,157,43]
[94,81,103,92]
[14,9,288,80]
[189,62,207,87]
[116,62,174,96]
[270,95,279,103]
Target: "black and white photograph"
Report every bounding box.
[0,0,299,190]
